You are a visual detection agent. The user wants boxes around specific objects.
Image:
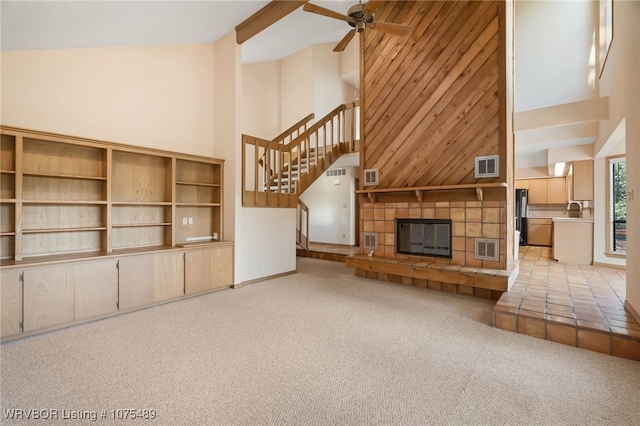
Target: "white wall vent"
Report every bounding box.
[364,168,379,186]
[475,155,499,178]
[326,168,346,177]
[475,238,500,261]
[363,232,378,250]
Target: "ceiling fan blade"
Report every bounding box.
[303,3,351,22]
[365,0,385,14]
[369,21,413,37]
[334,30,356,52]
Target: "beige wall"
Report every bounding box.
[281,46,313,130]
[242,61,281,139]
[597,1,640,314]
[1,44,216,157]
[312,43,354,119]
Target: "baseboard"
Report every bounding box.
[624,300,640,325]
[592,261,626,270]
[233,270,296,288]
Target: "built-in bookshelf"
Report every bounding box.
[0,126,231,342]
[0,126,224,263]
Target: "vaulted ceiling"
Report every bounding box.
[1,1,599,173]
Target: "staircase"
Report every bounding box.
[242,102,359,208]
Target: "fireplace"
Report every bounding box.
[396,219,452,258]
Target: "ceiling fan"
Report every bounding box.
[303,0,413,52]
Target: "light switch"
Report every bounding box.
[182,217,188,225]
[628,190,634,201]
[188,217,194,225]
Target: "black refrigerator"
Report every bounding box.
[515,189,528,246]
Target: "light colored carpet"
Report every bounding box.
[1,257,639,425]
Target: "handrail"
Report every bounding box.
[242,102,360,207]
[272,113,315,144]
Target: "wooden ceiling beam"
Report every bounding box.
[236,1,308,44]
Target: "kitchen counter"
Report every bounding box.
[552,217,594,223]
[553,218,593,264]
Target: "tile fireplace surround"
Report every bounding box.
[360,201,508,269]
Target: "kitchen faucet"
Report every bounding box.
[566,201,583,217]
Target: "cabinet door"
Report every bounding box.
[185,250,213,295]
[1,270,22,338]
[119,256,154,310]
[546,177,567,204]
[515,179,529,189]
[211,245,233,290]
[153,252,184,302]
[119,252,184,310]
[527,221,553,246]
[528,179,547,204]
[573,160,594,201]
[185,245,233,294]
[74,260,118,321]
[23,266,74,332]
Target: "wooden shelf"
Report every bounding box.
[22,200,108,205]
[0,199,16,203]
[0,232,15,237]
[0,170,15,175]
[112,223,172,228]
[176,203,221,207]
[355,182,508,202]
[176,181,221,187]
[111,201,172,206]
[23,172,106,181]
[22,227,107,234]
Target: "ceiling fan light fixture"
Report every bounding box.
[304,1,413,52]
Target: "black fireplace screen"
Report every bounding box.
[396,219,452,258]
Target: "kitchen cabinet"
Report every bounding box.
[553,218,593,264]
[527,178,567,204]
[515,179,529,190]
[527,218,553,246]
[571,160,594,201]
[546,178,567,204]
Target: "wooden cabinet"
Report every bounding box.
[185,243,233,294]
[23,266,75,332]
[1,270,22,338]
[526,177,567,204]
[23,261,118,332]
[119,252,184,311]
[571,160,594,201]
[527,218,553,246]
[553,219,593,264]
[546,177,567,204]
[0,125,232,342]
[515,179,529,189]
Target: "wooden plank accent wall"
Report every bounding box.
[362,0,504,189]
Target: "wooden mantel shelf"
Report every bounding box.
[355,182,508,203]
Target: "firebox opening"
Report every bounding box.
[396,219,452,259]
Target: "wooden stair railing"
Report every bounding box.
[242,102,360,208]
[258,112,315,179]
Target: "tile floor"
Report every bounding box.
[494,246,640,361]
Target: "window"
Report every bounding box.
[608,156,626,254]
